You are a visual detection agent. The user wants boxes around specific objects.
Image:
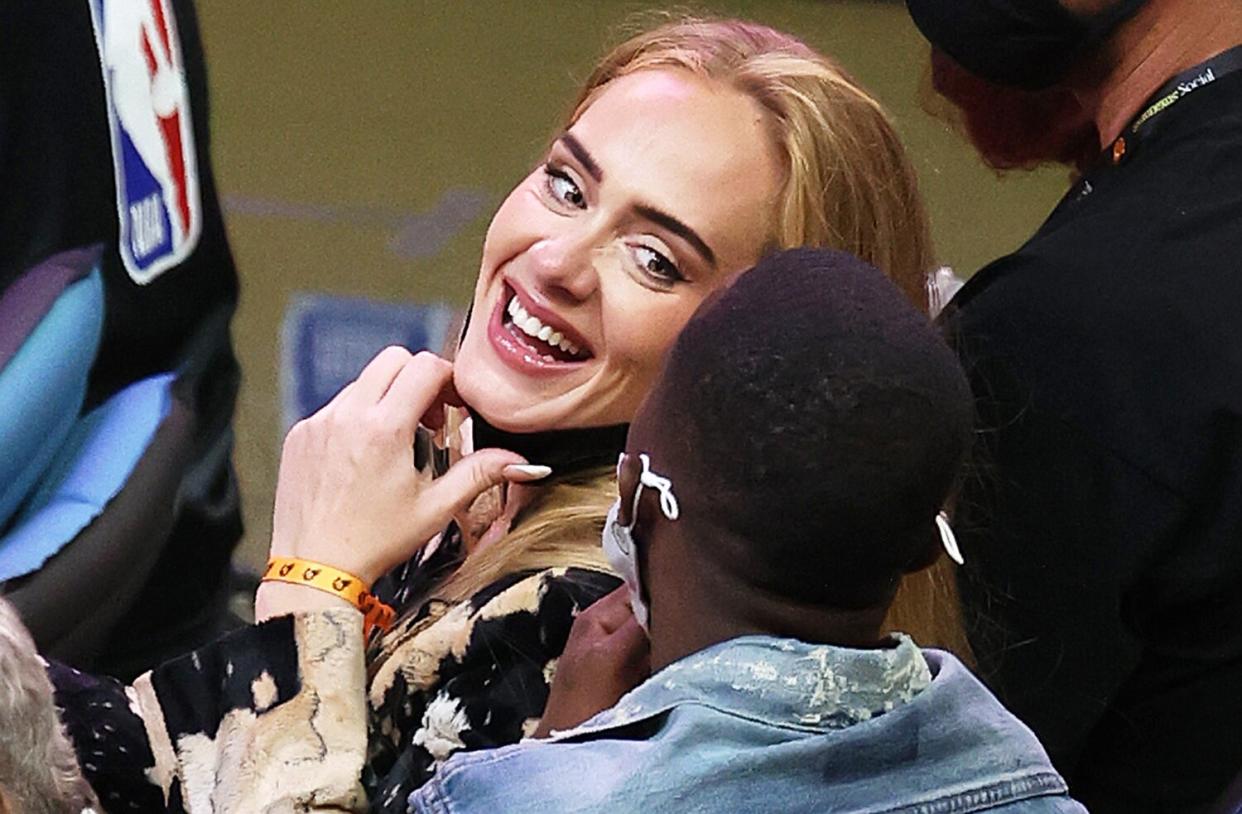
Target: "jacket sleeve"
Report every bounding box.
[54,608,369,812]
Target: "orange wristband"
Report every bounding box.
[262,557,396,637]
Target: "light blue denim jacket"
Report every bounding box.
[408,635,1085,814]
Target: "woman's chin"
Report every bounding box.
[455,366,633,433]
[455,365,576,432]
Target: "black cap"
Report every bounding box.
[906,0,1148,90]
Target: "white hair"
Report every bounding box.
[0,598,100,813]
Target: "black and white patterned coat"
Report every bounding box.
[52,558,618,812]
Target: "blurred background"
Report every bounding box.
[196,1,1070,573]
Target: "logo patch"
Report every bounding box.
[90,0,201,284]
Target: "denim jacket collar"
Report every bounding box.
[549,634,930,740]
[416,640,1081,814]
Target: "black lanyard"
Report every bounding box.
[1106,43,1242,164]
[1058,43,1242,210]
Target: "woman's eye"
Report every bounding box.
[543,165,585,209]
[632,245,686,285]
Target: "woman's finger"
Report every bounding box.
[405,448,537,539]
[344,345,416,407]
[420,370,465,431]
[417,376,464,433]
[415,380,466,433]
[439,377,465,409]
[375,352,455,431]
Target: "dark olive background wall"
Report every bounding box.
[196,1,1070,570]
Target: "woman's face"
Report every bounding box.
[455,69,782,431]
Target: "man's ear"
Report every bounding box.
[616,453,642,526]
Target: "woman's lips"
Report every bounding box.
[507,280,593,355]
[486,284,592,376]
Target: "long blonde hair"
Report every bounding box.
[434,16,971,660]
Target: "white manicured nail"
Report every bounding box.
[504,464,553,481]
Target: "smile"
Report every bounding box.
[487,282,593,375]
[506,297,582,357]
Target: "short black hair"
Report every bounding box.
[639,248,973,609]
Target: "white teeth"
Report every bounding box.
[506,294,584,358]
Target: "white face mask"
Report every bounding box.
[936,511,965,565]
[601,453,679,633]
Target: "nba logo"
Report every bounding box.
[90,0,201,284]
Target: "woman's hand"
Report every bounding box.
[534,587,651,737]
[257,347,549,620]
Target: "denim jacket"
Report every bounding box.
[408,635,1085,814]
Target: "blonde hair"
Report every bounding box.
[432,16,971,660]
[571,16,932,309]
[434,467,614,603]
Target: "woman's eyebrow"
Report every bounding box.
[558,133,603,182]
[634,204,717,269]
[557,132,717,269]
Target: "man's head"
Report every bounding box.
[0,600,98,814]
[612,249,973,640]
[908,0,1150,170]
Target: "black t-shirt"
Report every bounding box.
[0,0,239,418]
[0,0,242,669]
[943,59,1242,813]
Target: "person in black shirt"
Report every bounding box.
[0,0,243,677]
[906,1,1242,811]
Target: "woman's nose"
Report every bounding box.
[526,235,600,303]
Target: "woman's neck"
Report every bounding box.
[468,411,629,475]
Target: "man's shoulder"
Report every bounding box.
[408,736,646,813]
[946,138,1242,383]
[910,652,1064,771]
[953,109,1242,337]
[408,652,1081,814]
[945,136,1242,490]
[882,653,1085,812]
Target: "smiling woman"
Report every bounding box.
[455,67,781,429]
[50,15,964,813]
